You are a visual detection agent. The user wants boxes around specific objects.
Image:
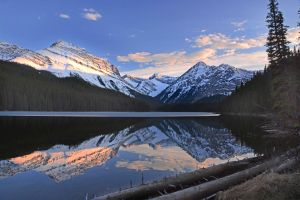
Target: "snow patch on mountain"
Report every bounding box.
[0,42,34,61]
[123,73,177,97]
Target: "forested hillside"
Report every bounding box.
[221,0,300,128]
[221,69,272,114]
[222,50,300,128]
[0,61,150,111]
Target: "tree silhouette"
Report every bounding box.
[266,0,290,66]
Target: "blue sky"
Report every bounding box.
[0,0,299,77]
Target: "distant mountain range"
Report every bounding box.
[0,41,254,103]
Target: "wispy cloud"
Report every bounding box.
[287,27,300,45]
[231,20,247,32]
[193,33,265,50]
[82,8,102,21]
[129,34,136,38]
[185,38,192,43]
[59,13,70,19]
[119,49,216,77]
[119,27,299,77]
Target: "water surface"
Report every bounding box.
[0,111,219,117]
[0,116,298,200]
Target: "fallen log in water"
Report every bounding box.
[94,157,263,200]
[150,154,298,200]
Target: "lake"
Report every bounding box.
[0,114,299,200]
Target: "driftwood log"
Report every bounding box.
[273,157,299,173]
[94,157,263,200]
[150,154,298,200]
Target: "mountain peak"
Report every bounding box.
[50,40,68,47]
[50,40,85,51]
[218,63,236,69]
[0,42,31,61]
[122,74,135,79]
[194,61,208,67]
[158,61,254,103]
[149,73,161,80]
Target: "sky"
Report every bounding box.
[0,0,299,77]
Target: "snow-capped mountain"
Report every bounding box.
[0,41,254,102]
[155,120,251,161]
[0,41,138,96]
[123,73,177,97]
[158,61,254,103]
[149,73,177,85]
[0,119,252,182]
[0,42,32,61]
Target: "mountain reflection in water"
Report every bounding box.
[1,116,298,200]
[0,118,252,182]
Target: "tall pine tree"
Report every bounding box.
[266,0,290,66]
[298,8,300,45]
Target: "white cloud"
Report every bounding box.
[287,27,300,45]
[82,8,102,21]
[193,33,265,50]
[119,27,299,77]
[59,13,70,19]
[211,51,267,70]
[185,38,192,43]
[194,28,299,51]
[119,49,216,77]
[117,52,152,63]
[231,20,247,32]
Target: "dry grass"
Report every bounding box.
[216,172,300,200]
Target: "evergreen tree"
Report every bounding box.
[266,0,290,66]
[298,8,300,44]
[0,61,151,111]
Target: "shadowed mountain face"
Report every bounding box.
[0,118,252,182]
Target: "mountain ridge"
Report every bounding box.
[123,73,177,97]
[0,41,254,103]
[2,41,138,97]
[157,61,254,103]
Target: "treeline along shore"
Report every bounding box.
[0,60,150,111]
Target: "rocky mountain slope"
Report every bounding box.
[0,42,32,61]
[0,41,254,103]
[0,41,138,96]
[123,73,177,97]
[157,62,254,103]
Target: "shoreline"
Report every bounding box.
[0,111,220,118]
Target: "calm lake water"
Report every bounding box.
[0,114,299,200]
